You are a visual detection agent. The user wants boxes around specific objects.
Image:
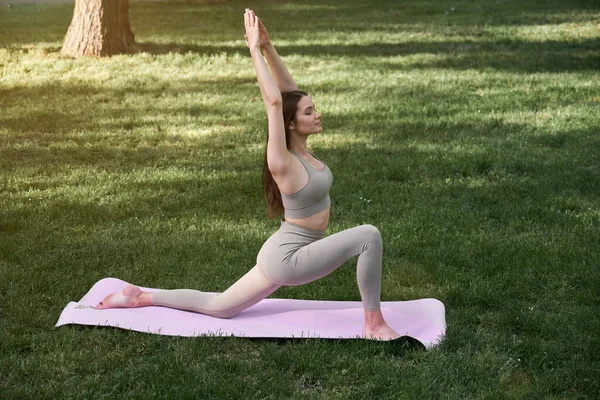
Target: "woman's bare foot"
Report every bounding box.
[95,284,148,309]
[362,323,401,341]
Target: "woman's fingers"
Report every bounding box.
[244,9,255,27]
[243,8,261,48]
[257,17,269,37]
[250,9,259,27]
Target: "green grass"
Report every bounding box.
[1,0,599,398]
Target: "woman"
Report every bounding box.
[96,9,401,341]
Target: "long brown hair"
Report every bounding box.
[262,90,308,219]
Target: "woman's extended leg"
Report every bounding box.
[96,264,281,319]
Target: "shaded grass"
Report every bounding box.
[1,0,600,398]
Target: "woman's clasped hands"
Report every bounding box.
[244,8,271,49]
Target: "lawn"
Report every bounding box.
[1,0,599,398]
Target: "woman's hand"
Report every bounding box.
[244,8,260,50]
[256,16,271,48]
[244,9,271,49]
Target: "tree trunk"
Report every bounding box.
[61,0,138,57]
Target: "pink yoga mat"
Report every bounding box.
[56,278,446,349]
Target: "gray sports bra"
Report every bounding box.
[280,150,333,219]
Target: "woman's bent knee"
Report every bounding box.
[361,224,382,246]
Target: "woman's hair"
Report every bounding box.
[262,90,308,219]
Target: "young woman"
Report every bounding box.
[96,9,401,341]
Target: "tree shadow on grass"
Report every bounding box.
[3,0,599,74]
[0,77,256,138]
[136,42,248,57]
[280,39,600,73]
[125,39,600,73]
[130,37,600,73]
[132,0,600,74]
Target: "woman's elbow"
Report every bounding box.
[264,97,282,108]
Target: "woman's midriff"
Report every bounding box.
[284,206,330,231]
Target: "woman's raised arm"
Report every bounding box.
[256,17,298,93]
[245,9,282,106]
[245,9,290,173]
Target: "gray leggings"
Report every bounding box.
[153,219,383,318]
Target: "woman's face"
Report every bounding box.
[291,96,322,135]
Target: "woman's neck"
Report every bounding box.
[288,136,308,155]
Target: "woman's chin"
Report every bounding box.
[307,126,322,136]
